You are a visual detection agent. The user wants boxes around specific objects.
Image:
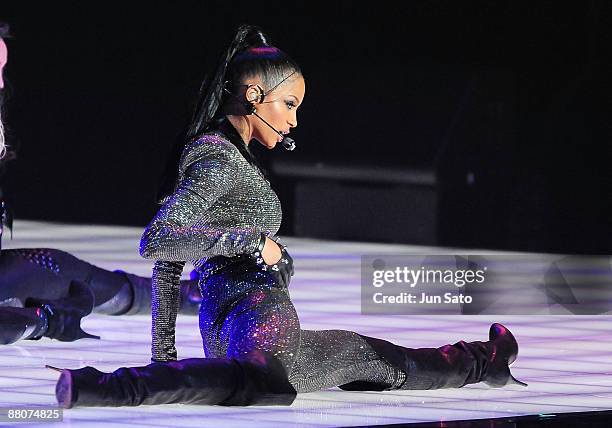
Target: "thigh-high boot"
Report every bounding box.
[339,323,527,391]
[50,350,296,408]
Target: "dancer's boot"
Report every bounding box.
[24,280,99,341]
[0,280,98,344]
[0,245,201,316]
[340,323,527,391]
[49,350,296,408]
[112,271,202,315]
[0,306,48,344]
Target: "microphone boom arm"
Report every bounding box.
[251,110,296,151]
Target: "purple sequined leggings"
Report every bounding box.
[198,257,402,393]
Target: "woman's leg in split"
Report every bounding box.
[289,324,526,393]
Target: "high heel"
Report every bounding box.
[25,280,100,341]
[45,365,62,372]
[50,350,296,408]
[484,323,528,387]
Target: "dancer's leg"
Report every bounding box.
[204,283,520,393]
[0,307,48,344]
[0,248,128,311]
[290,324,526,393]
[216,287,302,373]
[0,281,98,344]
[0,249,71,304]
[52,349,296,408]
[0,248,201,315]
[289,329,403,392]
[208,286,402,393]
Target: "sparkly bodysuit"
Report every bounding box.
[140,130,404,393]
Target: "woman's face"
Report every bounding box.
[249,74,305,149]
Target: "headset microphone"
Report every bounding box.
[249,109,296,151]
[281,136,296,151]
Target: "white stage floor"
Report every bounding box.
[1,220,611,427]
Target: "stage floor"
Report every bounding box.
[1,220,611,427]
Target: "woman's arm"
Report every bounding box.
[143,138,258,362]
[150,259,184,361]
[143,137,282,361]
[139,139,261,261]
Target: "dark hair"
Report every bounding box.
[157,24,301,201]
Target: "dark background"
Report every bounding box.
[1,1,610,254]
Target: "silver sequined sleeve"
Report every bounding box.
[141,135,273,362]
[139,138,261,261]
[150,260,184,361]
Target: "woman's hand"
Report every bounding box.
[274,246,294,288]
[258,237,294,289]
[261,237,282,265]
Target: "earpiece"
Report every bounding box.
[241,84,264,114]
[248,84,266,104]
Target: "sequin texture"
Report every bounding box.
[15,249,60,274]
[141,130,403,391]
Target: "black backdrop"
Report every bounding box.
[1,1,610,253]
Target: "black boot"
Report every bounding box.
[482,323,527,387]
[0,307,47,344]
[340,323,527,391]
[49,350,296,408]
[112,271,200,316]
[25,280,99,341]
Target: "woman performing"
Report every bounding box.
[49,25,527,408]
[0,22,200,346]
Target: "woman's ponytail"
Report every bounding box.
[186,25,268,140]
[157,25,269,201]
[157,24,300,201]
